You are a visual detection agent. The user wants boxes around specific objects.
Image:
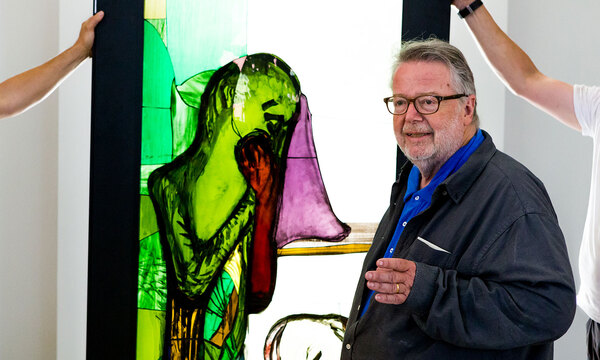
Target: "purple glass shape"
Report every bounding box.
[275,94,351,248]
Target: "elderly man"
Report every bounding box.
[341,39,576,359]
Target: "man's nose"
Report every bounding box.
[404,101,422,120]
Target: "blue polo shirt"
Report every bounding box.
[360,129,484,318]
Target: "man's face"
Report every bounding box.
[392,61,474,170]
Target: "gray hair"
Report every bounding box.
[392,38,479,126]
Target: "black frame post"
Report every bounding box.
[87,0,144,357]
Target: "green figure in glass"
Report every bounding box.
[149,53,301,360]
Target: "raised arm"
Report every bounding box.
[452,1,579,131]
[0,11,104,120]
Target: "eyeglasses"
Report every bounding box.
[383,94,468,115]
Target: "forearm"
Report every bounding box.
[459,4,539,96]
[0,11,102,120]
[0,44,88,119]
[455,2,579,129]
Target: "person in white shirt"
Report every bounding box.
[0,11,104,120]
[451,1,600,358]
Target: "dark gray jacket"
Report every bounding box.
[342,131,576,359]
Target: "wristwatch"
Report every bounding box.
[458,0,483,19]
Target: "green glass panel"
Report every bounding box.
[141,165,164,195]
[138,232,167,311]
[137,309,166,360]
[143,21,174,108]
[176,70,215,109]
[204,270,235,340]
[171,70,215,157]
[139,195,159,240]
[142,107,172,165]
[147,19,167,45]
[166,0,247,85]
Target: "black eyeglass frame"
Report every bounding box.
[383,93,468,115]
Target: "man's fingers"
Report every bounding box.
[366,267,413,283]
[366,280,410,295]
[366,269,396,283]
[82,11,104,33]
[89,11,105,28]
[374,292,409,305]
[376,258,415,272]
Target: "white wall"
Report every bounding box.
[0,0,59,358]
[57,0,94,359]
[1,0,596,359]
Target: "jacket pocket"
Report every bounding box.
[403,235,453,267]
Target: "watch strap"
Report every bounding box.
[458,0,483,19]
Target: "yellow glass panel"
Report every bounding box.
[277,243,371,256]
[144,0,166,19]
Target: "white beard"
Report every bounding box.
[400,109,466,180]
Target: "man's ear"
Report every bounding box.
[462,94,476,125]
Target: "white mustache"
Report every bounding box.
[403,125,433,134]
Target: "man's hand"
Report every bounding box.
[365,258,416,305]
[73,11,105,58]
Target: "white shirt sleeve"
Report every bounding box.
[574,84,600,138]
